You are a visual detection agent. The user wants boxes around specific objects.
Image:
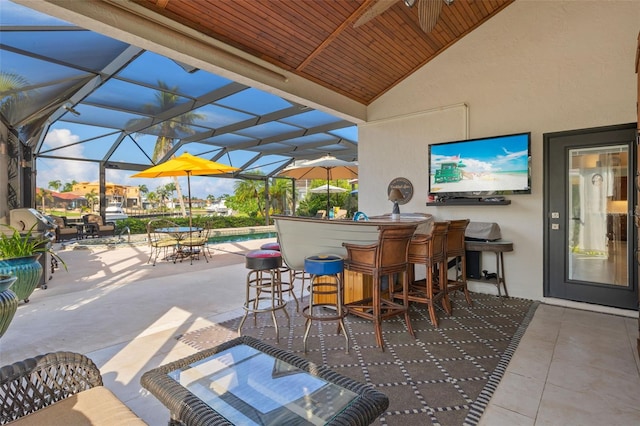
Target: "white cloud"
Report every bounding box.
[44,128,79,149]
[108,170,237,199]
[36,129,237,198]
[37,129,96,189]
[190,177,237,198]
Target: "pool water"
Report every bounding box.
[68,229,277,248]
[207,232,277,244]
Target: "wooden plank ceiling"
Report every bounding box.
[137,0,514,105]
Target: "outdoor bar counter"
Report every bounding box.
[273,214,433,304]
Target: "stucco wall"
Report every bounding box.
[360,1,640,301]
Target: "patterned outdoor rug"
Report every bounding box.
[178,292,537,426]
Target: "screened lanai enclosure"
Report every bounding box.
[0,1,358,220]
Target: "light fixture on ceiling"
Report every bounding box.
[63,102,81,116]
[388,188,404,220]
[357,0,454,33]
[404,0,455,9]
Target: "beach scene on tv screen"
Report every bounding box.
[429,134,530,194]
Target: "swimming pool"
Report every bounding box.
[68,230,276,248]
[207,232,277,244]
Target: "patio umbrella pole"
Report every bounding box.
[187,171,192,231]
[326,168,330,217]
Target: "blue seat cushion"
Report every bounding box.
[304,255,344,275]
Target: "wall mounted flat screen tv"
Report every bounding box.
[428,132,531,198]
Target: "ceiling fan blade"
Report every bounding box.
[354,0,398,28]
[417,0,443,33]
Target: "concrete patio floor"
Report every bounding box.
[1,237,639,425]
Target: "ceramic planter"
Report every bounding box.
[0,255,43,303]
[0,275,18,338]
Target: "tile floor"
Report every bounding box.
[480,302,640,425]
[1,239,639,425]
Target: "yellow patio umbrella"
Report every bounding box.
[131,153,239,229]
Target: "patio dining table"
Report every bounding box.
[156,227,204,262]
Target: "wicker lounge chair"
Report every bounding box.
[0,351,146,425]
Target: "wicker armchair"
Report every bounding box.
[82,214,116,237]
[0,351,145,425]
[49,215,78,242]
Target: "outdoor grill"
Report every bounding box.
[8,208,57,288]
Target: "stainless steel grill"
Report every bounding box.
[9,208,56,238]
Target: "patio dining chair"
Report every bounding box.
[180,225,211,265]
[146,219,180,266]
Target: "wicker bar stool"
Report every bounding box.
[302,255,349,354]
[343,225,417,351]
[401,221,452,327]
[238,250,290,342]
[260,242,299,311]
[445,219,473,306]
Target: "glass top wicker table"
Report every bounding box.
[141,336,388,426]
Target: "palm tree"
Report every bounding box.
[233,178,266,217]
[269,178,293,214]
[0,72,31,124]
[137,184,149,212]
[46,180,62,210]
[62,180,78,192]
[85,190,98,212]
[129,81,204,218]
[146,191,158,210]
[155,185,171,211]
[35,188,53,213]
[164,182,176,209]
[48,180,62,192]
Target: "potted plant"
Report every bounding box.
[0,274,18,338]
[0,224,65,303]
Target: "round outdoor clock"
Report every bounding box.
[388,177,413,205]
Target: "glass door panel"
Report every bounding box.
[568,145,628,287]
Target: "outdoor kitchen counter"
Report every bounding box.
[273,214,433,304]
